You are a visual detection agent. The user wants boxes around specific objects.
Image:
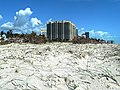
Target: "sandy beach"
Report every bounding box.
[0,43,120,90]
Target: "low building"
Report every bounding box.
[41,29,47,37]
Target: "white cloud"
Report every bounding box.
[78,28,85,36]
[1,22,13,30]
[88,29,110,39]
[16,8,32,16]
[81,28,85,30]
[47,18,52,22]
[89,30,108,37]
[14,8,32,27]
[33,27,41,34]
[1,8,42,34]
[0,15,3,20]
[31,17,42,27]
[89,29,95,35]
[97,31,108,36]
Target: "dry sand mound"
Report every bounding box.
[0,43,120,90]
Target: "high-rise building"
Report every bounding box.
[47,20,77,41]
[85,32,89,38]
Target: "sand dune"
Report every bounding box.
[0,43,120,90]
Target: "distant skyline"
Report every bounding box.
[0,0,120,43]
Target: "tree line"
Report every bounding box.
[0,30,47,44]
[72,36,114,44]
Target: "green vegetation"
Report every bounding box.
[72,36,114,44]
[0,30,47,45]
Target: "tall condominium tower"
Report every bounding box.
[47,20,77,41]
[85,32,89,38]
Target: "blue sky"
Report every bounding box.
[0,0,120,43]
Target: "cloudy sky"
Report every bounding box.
[0,0,120,43]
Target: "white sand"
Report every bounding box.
[0,43,120,90]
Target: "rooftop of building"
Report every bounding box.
[47,20,76,26]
